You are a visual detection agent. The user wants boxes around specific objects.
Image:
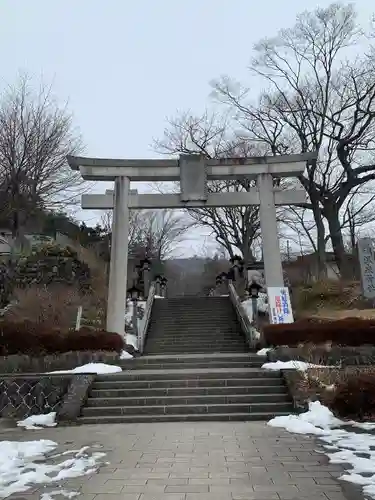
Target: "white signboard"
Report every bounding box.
[358,238,375,299]
[267,287,294,324]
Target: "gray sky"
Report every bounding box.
[0,0,374,256]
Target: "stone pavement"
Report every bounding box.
[1,421,365,500]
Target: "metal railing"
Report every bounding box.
[228,282,259,349]
[138,281,156,354]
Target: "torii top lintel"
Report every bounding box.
[67,152,317,182]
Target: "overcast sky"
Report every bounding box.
[0,0,374,256]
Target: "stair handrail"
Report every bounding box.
[138,281,156,354]
[228,282,258,349]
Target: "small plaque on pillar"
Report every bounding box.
[179,155,207,202]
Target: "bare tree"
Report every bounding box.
[213,3,375,278]
[0,76,83,245]
[341,185,375,252]
[128,210,190,260]
[98,208,190,261]
[155,110,276,263]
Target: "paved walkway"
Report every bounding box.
[1,421,364,500]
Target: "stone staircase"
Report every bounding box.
[79,353,293,424]
[144,296,248,354]
[78,297,293,424]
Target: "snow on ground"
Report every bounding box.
[0,440,106,498]
[269,401,375,499]
[257,292,268,313]
[242,299,255,322]
[242,293,268,321]
[17,412,57,430]
[120,350,133,360]
[125,333,138,349]
[262,360,326,371]
[49,363,122,375]
[257,347,272,356]
[125,299,147,348]
[41,490,79,499]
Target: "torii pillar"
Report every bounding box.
[106,176,130,334]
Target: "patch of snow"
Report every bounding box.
[252,328,261,340]
[268,400,375,499]
[124,299,134,327]
[41,490,80,500]
[257,347,272,356]
[120,350,133,360]
[352,421,375,431]
[125,299,148,340]
[0,440,106,498]
[262,360,324,371]
[137,300,147,334]
[17,412,57,430]
[242,293,269,322]
[241,299,254,322]
[125,333,138,349]
[269,414,328,435]
[257,292,268,313]
[49,363,122,375]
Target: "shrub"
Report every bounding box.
[6,285,84,330]
[0,321,125,356]
[0,351,121,373]
[330,373,375,421]
[264,317,375,346]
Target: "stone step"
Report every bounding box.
[86,393,289,407]
[118,353,262,363]
[144,344,248,350]
[144,341,246,347]
[94,368,277,382]
[143,346,248,355]
[144,338,248,344]
[77,411,291,424]
[92,377,284,390]
[81,401,292,417]
[90,384,286,398]
[146,328,244,333]
[145,335,247,341]
[155,299,233,311]
[150,316,237,325]
[147,334,244,342]
[146,332,244,338]
[117,360,264,370]
[153,298,233,303]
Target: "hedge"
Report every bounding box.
[263,317,375,346]
[0,321,125,356]
[330,373,375,421]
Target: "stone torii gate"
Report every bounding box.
[67,152,315,334]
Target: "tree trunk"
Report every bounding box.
[241,238,255,267]
[325,203,353,280]
[311,202,327,279]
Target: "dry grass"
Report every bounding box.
[4,284,107,330]
[307,365,375,388]
[5,285,82,330]
[292,280,367,319]
[288,364,375,409]
[311,309,375,320]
